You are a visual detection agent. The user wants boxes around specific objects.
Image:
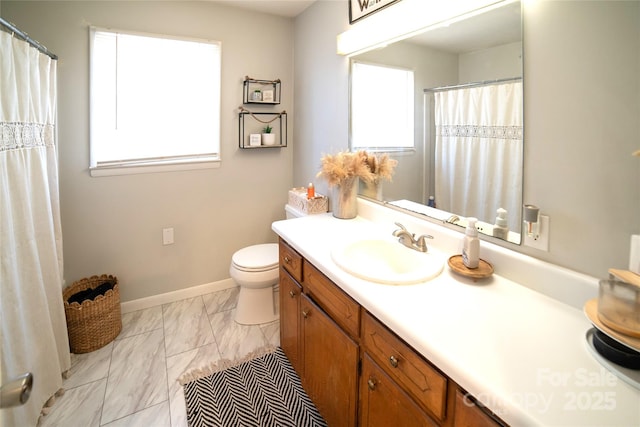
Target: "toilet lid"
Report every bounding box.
[232,243,279,271]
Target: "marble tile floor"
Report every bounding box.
[39,287,280,427]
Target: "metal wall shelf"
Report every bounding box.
[243,77,281,105]
[238,109,287,149]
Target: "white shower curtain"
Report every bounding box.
[1,31,70,426]
[434,81,523,231]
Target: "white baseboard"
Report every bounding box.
[121,278,237,314]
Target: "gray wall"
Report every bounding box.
[292,0,350,194]
[295,0,640,279]
[3,1,295,302]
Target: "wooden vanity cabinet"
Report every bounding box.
[359,312,505,427]
[278,237,505,427]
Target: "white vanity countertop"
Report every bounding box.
[272,209,640,426]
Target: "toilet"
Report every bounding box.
[231,204,305,325]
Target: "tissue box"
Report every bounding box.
[288,188,328,214]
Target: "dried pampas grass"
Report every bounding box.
[317,150,398,187]
[317,151,373,187]
[363,152,397,182]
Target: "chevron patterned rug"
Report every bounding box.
[181,347,327,427]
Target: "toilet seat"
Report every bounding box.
[231,243,278,272]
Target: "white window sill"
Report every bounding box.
[90,158,221,177]
[351,147,416,156]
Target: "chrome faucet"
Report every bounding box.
[445,214,460,225]
[392,222,433,253]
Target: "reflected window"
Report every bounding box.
[350,61,414,151]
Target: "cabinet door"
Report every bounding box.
[301,293,359,427]
[360,354,438,427]
[454,390,505,427]
[279,268,302,376]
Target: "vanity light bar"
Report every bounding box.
[337,0,519,57]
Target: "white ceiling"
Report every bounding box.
[215,0,317,18]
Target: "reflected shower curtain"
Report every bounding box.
[434,82,523,231]
[1,31,70,426]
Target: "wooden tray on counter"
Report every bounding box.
[448,255,493,280]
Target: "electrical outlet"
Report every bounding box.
[523,215,549,251]
[162,228,174,245]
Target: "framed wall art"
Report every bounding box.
[349,0,401,24]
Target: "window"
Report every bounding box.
[350,61,414,151]
[89,27,221,176]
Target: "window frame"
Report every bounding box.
[89,26,222,177]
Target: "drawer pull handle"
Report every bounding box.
[302,309,310,318]
[389,355,399,368]
[289,290,296,298]
[284,256,291,264]
[367,378,377,391]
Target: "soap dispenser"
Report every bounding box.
[462,218,480,269]
[493,208,509,240]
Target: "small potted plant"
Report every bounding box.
[262,124,276,145]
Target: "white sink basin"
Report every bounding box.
[331,239,444,285]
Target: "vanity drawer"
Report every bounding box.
[303,260,360,339]
[279,238,303,282]
[362,311,448,421]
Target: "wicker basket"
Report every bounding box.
[63,274,122,353]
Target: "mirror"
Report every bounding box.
[349,1,523,244]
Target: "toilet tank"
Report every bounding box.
[285,204,305,219]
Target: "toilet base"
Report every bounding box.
[235,285,279,325]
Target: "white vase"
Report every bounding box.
[262,133,276,146]
[331,177,358,219]
[360,178,383,200]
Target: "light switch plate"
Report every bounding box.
[523,215,549,251]
[163,228,174,245]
